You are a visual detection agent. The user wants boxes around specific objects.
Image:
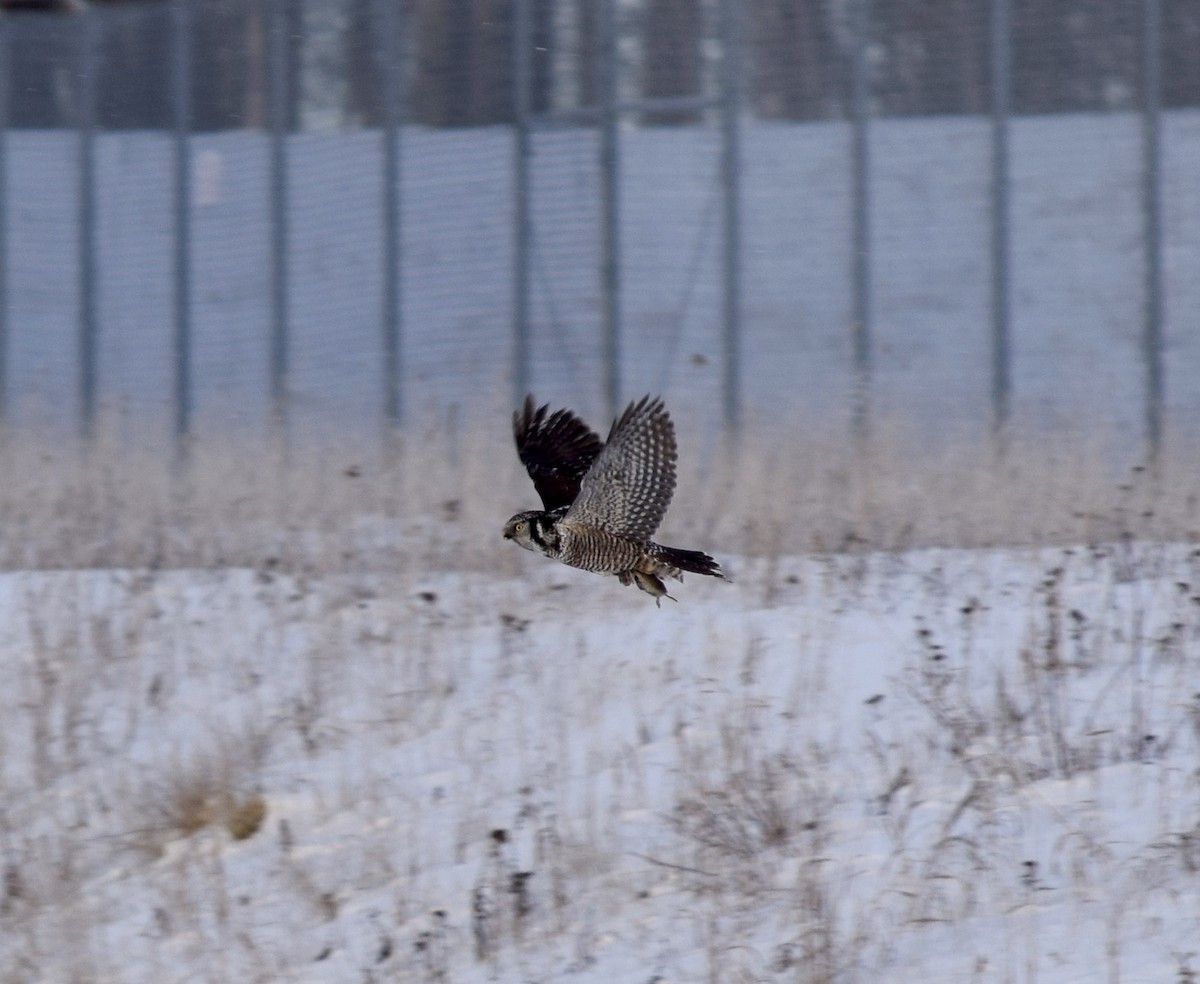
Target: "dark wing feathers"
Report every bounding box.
[513,394,604,512]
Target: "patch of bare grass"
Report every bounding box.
[698,415,1200,557]
[666,704,853,983]
[0,410,1195,578]
[131,733,272,857]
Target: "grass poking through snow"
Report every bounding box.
[0,419,1198,981]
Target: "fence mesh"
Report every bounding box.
[0,0,1197,455]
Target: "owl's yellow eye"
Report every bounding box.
[516,521,526,532]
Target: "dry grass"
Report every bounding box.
[130,732,272,856]
[1,410,1198,981]
[158,774,267,843]
[0,539,1196,980]
[696,416,1198,556]
[0,413,1194,574]
[669,710,847,983]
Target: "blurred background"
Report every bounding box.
[0,0,1196,460]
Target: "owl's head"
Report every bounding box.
[502,510,546,554]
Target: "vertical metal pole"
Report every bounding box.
[381,0,403,427]
[849,0,871,441]
[0,17,8,426]
[990,0,1012,439]
[1141,0,1163,458]
[268,0,289,434]
[599,0,620,421]
[719,0,742,431]
[513,0,532,408]
[79,9,98,440]
[172,0,193,458]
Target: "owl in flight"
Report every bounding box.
[502,394,725,604]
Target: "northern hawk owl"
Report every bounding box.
[502,395,725,604]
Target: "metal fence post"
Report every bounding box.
[850,0,872,441]
[77,12,100,440]
[1141,0,1163,458]
[268,0,291,436]
[990,0,1012,440]
[0,16,8,427]
[600,0,621,421]
[719,0,743,431]
[513,0,532,409]
[78,9,99,440]
[380,0,403,428]
[172,0,193,458]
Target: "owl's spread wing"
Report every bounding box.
[513,395,605,512]
[564,395,677,540]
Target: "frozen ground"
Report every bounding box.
[4,532,1200,982]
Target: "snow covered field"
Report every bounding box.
[3,432,1200,983]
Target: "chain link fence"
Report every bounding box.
[0,0,1196,454]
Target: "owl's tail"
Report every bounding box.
[655,544,727,581]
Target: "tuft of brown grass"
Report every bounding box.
[225,796,268,841]
[160,775,267,844]
[132,732,272,854]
